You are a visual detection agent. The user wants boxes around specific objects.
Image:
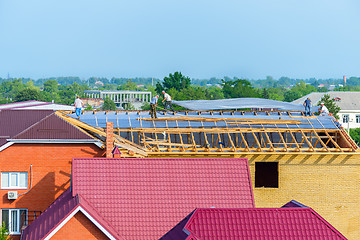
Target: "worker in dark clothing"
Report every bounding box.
[150,95,159,119]
[303,97,312,116]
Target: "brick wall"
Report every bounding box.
[51,211,109,240]
[244,153,360,240]
[106,122,113,158]
[0,143,104,231]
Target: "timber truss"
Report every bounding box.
[115,117,358,154]
[57,112,359,156]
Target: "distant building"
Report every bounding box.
[83,90,152,110]
[293,91,360,129]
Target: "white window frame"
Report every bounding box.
[1,172,28,189]
[356,115,360,124]
[1,209,27,235]
[342,114,349,124]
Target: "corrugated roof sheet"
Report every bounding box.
[21,189,124,240]
[162,208,347,240]
[72,157,254,240]
[69,110,341,130]
[172,98,307,111]
[0,100,74,111]
[21,188,79,240]
[0,110,54,146]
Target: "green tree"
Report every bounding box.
[349,128,360,145]
[317,94,341,119]
[117,79,137,91]
[161,72,191,92]
[222,79,259,98]
[283,81,317,102]
[14,88,40,102]
[0,222,9,240]
[102,97,116,110]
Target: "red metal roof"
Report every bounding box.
[161,208,347,240]
[72,157,254,240]
[21,188,124,240]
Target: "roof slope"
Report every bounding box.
[0,100,74,111]
[293,91,360,110]
[21,188,123,240]
[12,112,93,140]
[161,208,347,240]
[0,110,53,147]
[72,157,254,240]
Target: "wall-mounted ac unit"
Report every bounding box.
[8,191,18,200]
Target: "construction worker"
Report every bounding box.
[303,97,312,116]
[74,96,83,119]
[319,103,329,116]
[162,91,175,112]
[150,95,159,119]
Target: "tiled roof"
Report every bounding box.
[72,157,254,240]
[161,208,347,240]
[0,110,53,147]
[21,188,123,240]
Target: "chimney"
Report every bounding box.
[343,75,347,85]
[106,121,114,158]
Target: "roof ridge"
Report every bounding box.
[11,111,55,139]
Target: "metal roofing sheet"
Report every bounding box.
[69,110,340,130]
[21,189,124,240]
[13,113,93,140]
[0,100,74,111]
[172,98,309,111]
[162,208,347,240]
[72,157,254,240]
[21,188,79,240]
[0,110,54,146]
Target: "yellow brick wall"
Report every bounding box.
[237,153,360,240]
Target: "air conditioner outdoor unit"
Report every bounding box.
[8,191,18,200]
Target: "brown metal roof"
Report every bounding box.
[0,110,54,146]
[0,110,94,147]
[13,112,93,140]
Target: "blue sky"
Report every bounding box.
[0,0,359,80]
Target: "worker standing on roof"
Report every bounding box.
[74,96,83,119]
[303,97,312,116]
[150,95,159,119]
[162,91,175,112]
[319,103,329,116]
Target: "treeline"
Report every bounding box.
[1,73,360,106]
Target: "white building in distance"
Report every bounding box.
[293,91,360,129]
[83,90,152,110]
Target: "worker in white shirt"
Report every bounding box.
[162,91,175,112]
[150,95,159,119]
[319,103,329,116]
[74,96,84,119]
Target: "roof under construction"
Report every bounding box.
[59,110,358,156]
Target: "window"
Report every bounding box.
[343,114,349,123]
[356,115,360,124]
[1,172,27,189]
[255,162,278,188]
[1,209,27,234]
